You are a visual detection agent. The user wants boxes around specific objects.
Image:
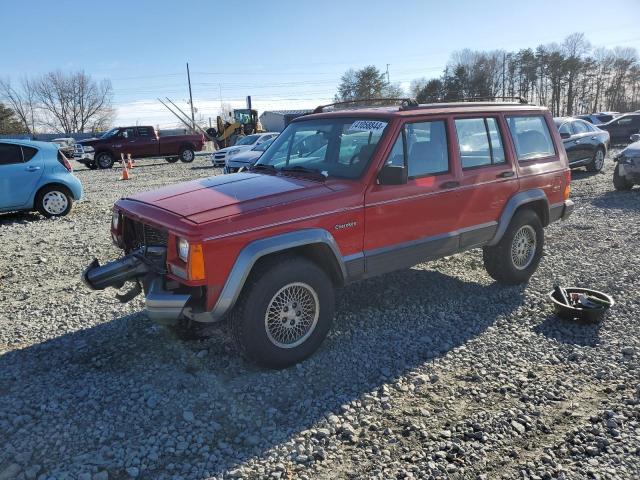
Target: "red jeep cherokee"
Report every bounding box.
[84,100,573,367]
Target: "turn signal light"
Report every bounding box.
[563,170,572,200]
[187,244,205,281]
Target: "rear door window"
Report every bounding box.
[454,117,505,168]
[506,115,555,161]
[571,121,590,135]
[0,143,23,165]
[136,127,151,136]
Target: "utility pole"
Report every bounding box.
[186,62,195,130]
[502,52,506,98]
[386,64,390,84]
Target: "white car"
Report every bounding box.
[210,132,278,167]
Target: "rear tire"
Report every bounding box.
[613,163,633,191]
[230,256,335,368]
[586,147,605,172]
[35,185,73,218]
[179,147,195,163]
[483,209,544,285]
[95,152,114,169]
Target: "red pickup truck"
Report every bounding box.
[83,99,573,368]
[76,126,204,169]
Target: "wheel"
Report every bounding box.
[483,209,544,285]
[87,161,98,170]
[230,256,335,368]
[35,185,73,218]
[586,147,605,172]
[95,152,114,169]
[179,147,195,163]
[613,163,634,191]
[165,157,179,163]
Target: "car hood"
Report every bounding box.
[78,138,102,146]
[128,172,333,224]
[619,140,640,158]
[227,150,262,164]
[216,145,251,155]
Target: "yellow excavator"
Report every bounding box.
[206,109,264,149]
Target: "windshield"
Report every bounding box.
[253,138,275,151]
[100,128,119,139]
[255,117,388,179]
[236,134,261,146]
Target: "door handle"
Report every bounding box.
[25,166,41,172]
[439,181,460,189]
[497,171,514,178]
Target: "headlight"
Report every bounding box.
[83,146,94,153]
[178,238,189,262]
[111,211,120,230]
[228,149,240,157]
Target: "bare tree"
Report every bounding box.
[0,77,37,134]
[33,71,114,133]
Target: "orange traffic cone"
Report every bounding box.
[127,153,134,168]
[121,163,130,180]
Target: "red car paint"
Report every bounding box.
[112,105,571,313]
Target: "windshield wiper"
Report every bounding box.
[280,165,327,181]
[249,163,277,174]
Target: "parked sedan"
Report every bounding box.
[0,140,83,218]
[210,132,278,167]
[576,112,619,125]
[554,117,610,172]
[597,113,640,145]
[224,137,276,174]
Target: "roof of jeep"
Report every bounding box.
[295,103,548,122]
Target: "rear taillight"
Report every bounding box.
[57,150,73,172]
[563,170,572,200]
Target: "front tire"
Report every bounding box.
[586,147,605,172]
[483,209,544,285]
[230,256,335,368]
[87,160,98,170]
[35,185,73,218]
[613,163,633,191]
[165,156,179,163]
[179,147,195,163]
[95,152,114,169]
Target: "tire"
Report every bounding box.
[483,209,544,285]
[165,157,179,163]
[179,147,195,163]
[87,161,98,170]
[95,152,114,169]
[230,256,335,368]
[613,163,634,191]
[35,185,73,218]
[586,147,605,172]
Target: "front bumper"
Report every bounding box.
[83,247,191,325]
[211,153,226,166]
[617,160,640,182]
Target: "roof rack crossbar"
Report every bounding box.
[399,97,533,111]
[313,98,418,114]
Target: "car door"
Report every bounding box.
[133,126,159,157]
[569,120,594,162]
[609,116,636,143]
[452,116,519,247]
[111,127,136,159]
[0,143,44,209]
[363,118,461,276]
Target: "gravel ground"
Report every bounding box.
[0,154,638,480]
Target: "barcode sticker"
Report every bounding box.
[348,120,387,134]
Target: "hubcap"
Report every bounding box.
[98,154,111,168]
[595,150,604,169]
[182,150,194,161]
[511,225,536,270]
[42,191,68,215]
[264,282,319,349]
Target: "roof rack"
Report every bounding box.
[313,98,418,114]
[400,96,530,111]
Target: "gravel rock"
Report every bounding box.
[0,155,638,479]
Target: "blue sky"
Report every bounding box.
[1,0,639,127]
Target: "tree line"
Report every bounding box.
[0,71,114,135]
[336,33,640,116]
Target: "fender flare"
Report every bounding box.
[200,228,346,322]
[487,189,549,246]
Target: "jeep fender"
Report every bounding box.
[195,228,346,323]
[487,189,549,246]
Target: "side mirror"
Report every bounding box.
[377,164,407,185]
[630,133,640,143]
[560,131,571,140]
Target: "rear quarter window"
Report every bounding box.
[506,115,555,161]
[22,146,38,161]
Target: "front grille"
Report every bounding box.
[123,217,168,249]
[214,154,225,159]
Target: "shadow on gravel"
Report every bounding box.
[590,190,640,212]
[533,314,603,347]
[190,165,217,170]
[0,211,43,226]
[0,269,525,478]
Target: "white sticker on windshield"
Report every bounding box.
[348,120,387,134]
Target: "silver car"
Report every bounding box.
[224,137,276,174]
[613,133,640,190]
[210,132,278,167]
